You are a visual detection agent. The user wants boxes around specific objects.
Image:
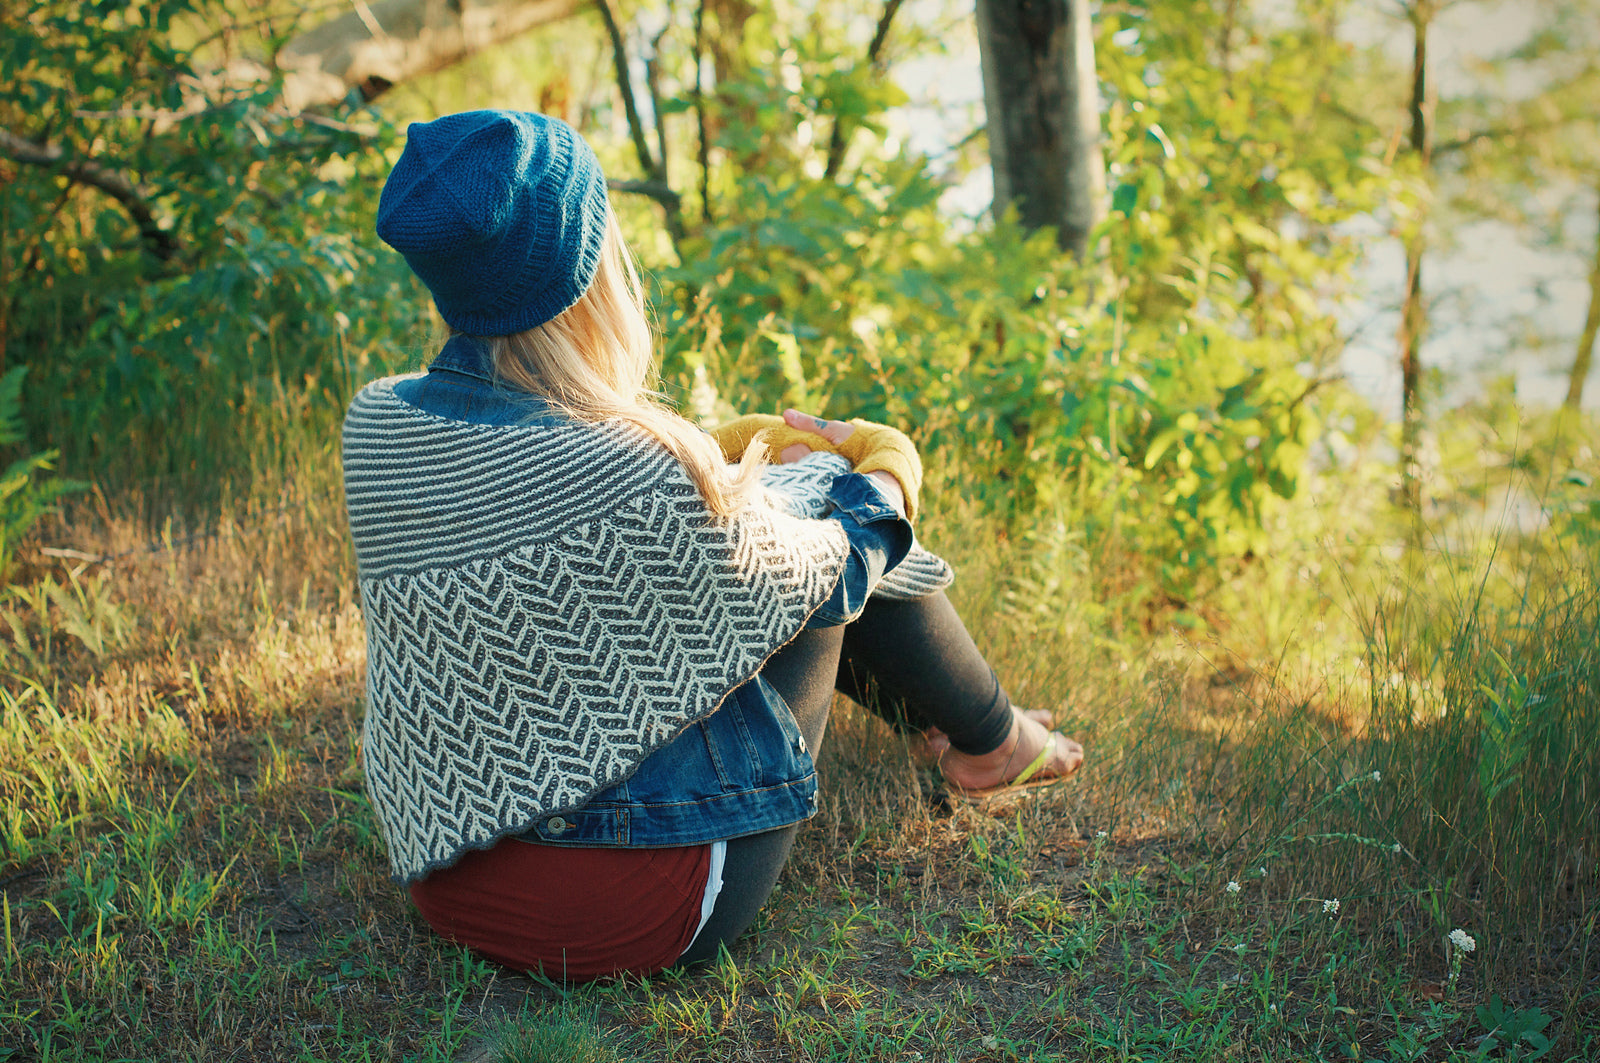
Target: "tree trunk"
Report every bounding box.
[273,0,581,112]
[824,0,906,179]
[1564,187,1600,410]
[1397,0,1435,514]
[975,0,1105,256]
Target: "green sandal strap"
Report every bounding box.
[1008,733,1056,787]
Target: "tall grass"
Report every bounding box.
[917,429,1600,991]
[2,367,1598,1057]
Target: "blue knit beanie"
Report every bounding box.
[376,110,610,336]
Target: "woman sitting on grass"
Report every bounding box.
[342,109,1083,982]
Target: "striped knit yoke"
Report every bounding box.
[757,454,955,600]
[342,379,851,883]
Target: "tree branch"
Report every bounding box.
[1433,115,1582,159]
[0,128,179,261]
[1565,185,1600,410]
[693,0,713,224]
[824,0,906,180]
[593,0,686,249]
[608,178,682,216]
[272,0,581,111]
[593,0,659,180]
[646,20,672,185]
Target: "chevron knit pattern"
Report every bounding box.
[344,380,850,883]
[756,454,955,601]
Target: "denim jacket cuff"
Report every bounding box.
[806,473,914,628]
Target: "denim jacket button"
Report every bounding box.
[546,816,568,833]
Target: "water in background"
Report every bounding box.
[889,0,1598,418]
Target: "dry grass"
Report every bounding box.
[2,454,1598,1061]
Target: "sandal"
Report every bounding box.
[946,730,1082,805]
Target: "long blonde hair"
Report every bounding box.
[485,213,764,516]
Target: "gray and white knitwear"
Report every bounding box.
[344,379,852,884]
[755,453,955,601]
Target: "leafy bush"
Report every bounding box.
[4,0,1390,598]
[638,0,1386,597]
[0,366,81,582]
[1,0,419,507]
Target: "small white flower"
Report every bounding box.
[1371,770,1382,782]
[1233,943,1247,955]
[1449,928,1476,953]
[1322,898,1340,915]
[1257,866,1268,877]
[1226,880,1242,894]
[1269,1003,1278,1013]
[1392,843,1403,854]
[1096,830,1108,839]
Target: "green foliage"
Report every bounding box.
[1,0,1400,596]
[1474,648,1536,808]
[1429,0,1600,263]
[625,0,1388,596]
[1210,540,1600,961]
[0,367,82,582]
[1,0,418,506]
[490,1004,630,1063]
[1475,994,1554,1061]
[0,569,135,676]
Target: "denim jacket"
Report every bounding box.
[388,336,911,848]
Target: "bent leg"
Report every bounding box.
[674,626,842,967]
[840,590,1085,794]
[836,591,1014,755]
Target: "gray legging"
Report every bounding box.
[675,590,1014,966]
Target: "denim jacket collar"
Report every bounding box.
[429,334,496,382]
[394,335,558,426]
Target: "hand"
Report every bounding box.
[780,408,905,516]
[777,408,855,463]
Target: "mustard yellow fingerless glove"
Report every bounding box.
[707,414,924,519]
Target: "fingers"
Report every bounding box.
[783,408,855,445]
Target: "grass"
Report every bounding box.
[2,415,1598,1061]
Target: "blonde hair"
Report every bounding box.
[486,213,765,516]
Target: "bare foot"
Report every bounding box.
[937,708,1084,793]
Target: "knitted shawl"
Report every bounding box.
[344,379,955,884]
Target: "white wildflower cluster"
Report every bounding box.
[1227,880,1242,895]
[1322,898,1341,916]
[1370,770,1382,783]
[1233,943,1248,956]
[1449,928,1477,953]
